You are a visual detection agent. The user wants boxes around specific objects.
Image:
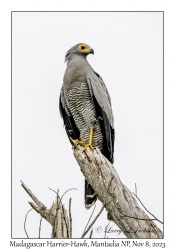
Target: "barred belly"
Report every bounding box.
[67,82,103,150]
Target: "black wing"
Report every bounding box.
[93,96,115,164]
[92,72,115,164]
[59,95,80,145]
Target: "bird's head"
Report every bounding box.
[65,43,94,62]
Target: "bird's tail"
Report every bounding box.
[85,180,97,209]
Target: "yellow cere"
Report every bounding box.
[78,43,90,53]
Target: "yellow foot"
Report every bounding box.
[71,138,86,148]
[84,143,94,151]
[70,138,94,150]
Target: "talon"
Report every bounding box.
[70,128,95,151]
[84,143,94,151]
[71,138,86,147]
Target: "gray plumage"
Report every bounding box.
[61,44,114,129]
[59,43,115,208]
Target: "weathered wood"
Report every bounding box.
[73,145,163,238]
[21,181,70,238]
[69,198,72,238]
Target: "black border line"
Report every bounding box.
[163,11,164,237]
[11,11,164,240]
[11,11,164,12]
[11,10,13,241]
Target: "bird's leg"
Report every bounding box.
[84,127,94,151]
[71,128,94,150]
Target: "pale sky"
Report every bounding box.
[12,11,163,238]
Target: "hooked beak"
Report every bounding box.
[89,48,94,55]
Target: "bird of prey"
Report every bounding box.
[59,43,115,209]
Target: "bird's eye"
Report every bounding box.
[81,46,85,50]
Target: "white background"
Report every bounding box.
[0,0,174,249]
[12,11,163,239]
